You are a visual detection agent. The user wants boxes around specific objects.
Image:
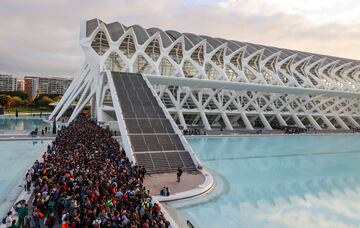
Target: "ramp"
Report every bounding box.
[108,72,198,173]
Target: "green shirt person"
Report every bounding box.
[17,203,29,227]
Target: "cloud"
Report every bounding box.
[0,0,359,77]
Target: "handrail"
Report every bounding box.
[187,220,195,228]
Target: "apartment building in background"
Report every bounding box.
[24,76,72,97]
[0,74,17,92]
[17,79,25,92]
[24,76,39,97]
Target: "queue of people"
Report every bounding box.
[5,116,170,228]
[282,126,307,134]
[182,129,203,135]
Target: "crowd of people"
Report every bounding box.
[4,115,170,228]
[182,128,203,135]
[272,124,307,134]
[350,126,360,133]
[282,126,307,134]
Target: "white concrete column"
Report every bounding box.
[292,114,306,129]
[306,115,322,130]
[177,111,188,130]
[275,113,287,126]
[220,112,233,130]
[240,112,254,130]
[333,116,350,130]
[259,113,272,130]
[200,111,211,130]
[91,97,97,120]
[320,115,336,130]
[347,116,360,128]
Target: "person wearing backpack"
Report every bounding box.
[31,207,40,228]
[5,211,14,228]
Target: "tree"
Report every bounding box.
[0,94,11,107]
[38,96,53,106]
[53,95,62,102]
[0,91,28,100]
[12,96,24,107]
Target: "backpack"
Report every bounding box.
[2,216,6,224]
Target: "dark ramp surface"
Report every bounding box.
[111,72,196,173]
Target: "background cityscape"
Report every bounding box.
[0,74,72,96]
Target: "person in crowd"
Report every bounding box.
[25,171,32,192]
[183,128,201,135]
[5,211,14,228]
[160,187,166,196]
[13,114,169,227]
[10,220,17,228]
[17,201,28,228]
[31,207,40,228]
[177,167,183,183]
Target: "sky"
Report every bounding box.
[0,0,359,77]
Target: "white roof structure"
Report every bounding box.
[50,18,360,135]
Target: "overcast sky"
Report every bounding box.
[1,0,359,77]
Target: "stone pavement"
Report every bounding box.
[144,171,205,196]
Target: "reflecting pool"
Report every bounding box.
[170,135,360,228]
[0,117,51,134]
[0,140,50,216]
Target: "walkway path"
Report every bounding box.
[144,171,205,196]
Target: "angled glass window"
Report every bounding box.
[133,55,152,74]
[261,69,273,82]
[280,59,292,75]
[119,35,136,58]
[145,38,161,62]
[159,58,176,76]
[160,91,175,108]
[182,61,198,78]
[295,60,308,76]
[103,89,113,106]
[225,65,238,81]
[247,53,261,72]
[91,31,109,56]
[190,45,204,66]
[169,42,183,64]
[205,98,219,110]
[347,67,359,80]
[211,48,225,68]
[230,51,243,70]
[244,67,257,81]
[309,63,320,78]
[180,93,197,109]
[265,56,277,73]
[104,52,125,72]
[205,63,219,80]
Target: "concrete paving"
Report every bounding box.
[144,171,205,196]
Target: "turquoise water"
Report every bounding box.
[171,135,360,228]
[0,140,50,216]
[0,117,51,133]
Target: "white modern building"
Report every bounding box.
[0,74,17,92]
[51,18,360,132]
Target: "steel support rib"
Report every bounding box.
[347,116,360,128]
[49,66,87,120]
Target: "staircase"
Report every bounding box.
[111,72,197,173]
